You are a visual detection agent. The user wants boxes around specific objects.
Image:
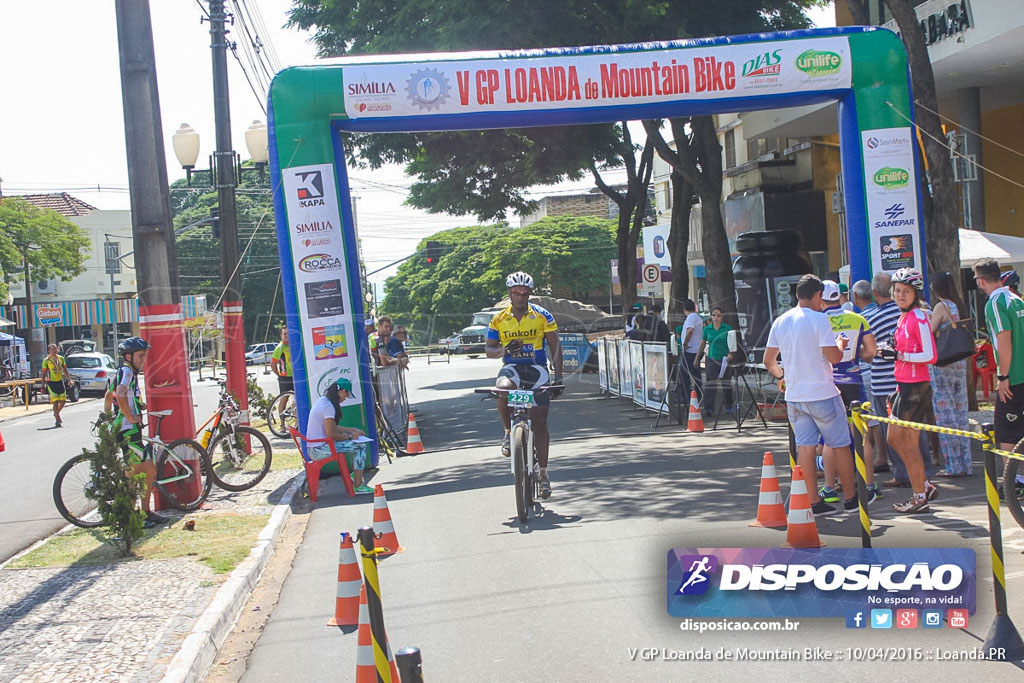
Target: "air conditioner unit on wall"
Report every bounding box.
[36,279,57,294]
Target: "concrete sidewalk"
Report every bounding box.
[240,359,1024,681]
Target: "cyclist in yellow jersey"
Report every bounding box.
[42,344,71,427]
[486,271,563,499]
[271,327,293,427]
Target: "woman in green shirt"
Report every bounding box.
[696,308,733,417]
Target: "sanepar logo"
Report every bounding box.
[873,167,910,189]
[795,49,842,77]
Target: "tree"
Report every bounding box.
[666,168,696,328]
[380,216,618,340]
[0,198,90,361]
[170,173,283,343]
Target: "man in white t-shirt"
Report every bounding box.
[677,298,704,401]
[764,274,856,517]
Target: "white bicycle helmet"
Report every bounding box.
[505,271,534,289]
[891,267,924,291]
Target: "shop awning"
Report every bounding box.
[0,315,14,327]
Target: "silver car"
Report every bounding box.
[66,352,118,394]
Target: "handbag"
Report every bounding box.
[934,318,975,367]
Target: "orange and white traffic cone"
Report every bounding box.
[373,485,405,555]
[327,532,361,626]
[686,391,704,433]
[355,584,400,682]
[786,465,825,548]
[750,452,788,528]
[405,413,425,454]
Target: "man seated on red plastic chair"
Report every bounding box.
[305,377,373,494]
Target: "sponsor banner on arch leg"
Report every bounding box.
[860,127,923,275]
[667,548,975,618]
[282,163,363,416]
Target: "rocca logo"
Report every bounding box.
[873,167,910,189]
[741,49,782,78]
[795,49,842,77]
[298,253,344,273]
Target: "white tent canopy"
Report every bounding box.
[959,229,1024,267]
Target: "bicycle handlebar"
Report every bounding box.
[473,384,564,395]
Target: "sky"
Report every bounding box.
[0,1,835,291]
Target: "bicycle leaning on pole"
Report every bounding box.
[53,411,212,528]
[474,384,562,524]
[197,379,273,491]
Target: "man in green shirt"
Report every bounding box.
[975,258,1024,452]
[695,307,733,417]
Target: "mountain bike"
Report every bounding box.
[53,410,211,528]
[266,390,298,439]
[198,380,273,491]
[474,384,562,524]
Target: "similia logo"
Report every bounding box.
[873,167,910,189]
[795,49,842,77]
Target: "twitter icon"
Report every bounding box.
[871,609,893,629]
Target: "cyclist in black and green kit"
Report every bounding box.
[109,336,167,528]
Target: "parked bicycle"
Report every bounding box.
[266,390,298,439]
[53,410,211,528]
[474,384,562,523]
[198,380,273,491]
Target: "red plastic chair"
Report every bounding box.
[288,428,356,501]
[972,341,996,400]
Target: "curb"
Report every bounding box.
[160,473,304,683]
[0,395,100,425]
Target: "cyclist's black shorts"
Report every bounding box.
[995,383,1024,445]
[890,382,933,424]
[498,363,550,407]
[118,423,145,466]
[277,375,294,394]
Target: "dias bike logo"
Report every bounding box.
[298,253,344,273]
[667,548,975,619]
[294,170,325,207]
[741,49,782,79]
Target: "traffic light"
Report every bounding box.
[425,240,441,264]
[209,206,221,238]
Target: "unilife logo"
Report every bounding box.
[715,563,963,592]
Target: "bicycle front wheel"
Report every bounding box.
[512,424,529,523]
[53,453,103,528]
[208,426,273,491]
[1005,439,1024,530]
[155,439,212,511]
[267,392,297,438]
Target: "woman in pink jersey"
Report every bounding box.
[886,268,939,513]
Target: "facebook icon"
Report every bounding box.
[846,610,867,629]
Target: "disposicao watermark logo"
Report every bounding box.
[795,49,842,77]
[667,548,975,618]
[873,166,910,189]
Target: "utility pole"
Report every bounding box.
[114,2,197,456]
[208,0,250,426]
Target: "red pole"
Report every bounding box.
[224,301,251,446]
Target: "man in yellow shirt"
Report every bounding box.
[42,344,71,428]
[485,271,563,499]
[271,327,293,427]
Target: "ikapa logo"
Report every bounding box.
[294,170,325,207]
[675,555,718,596]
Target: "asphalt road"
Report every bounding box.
[241,356,1024,681]
[0,367,282,564]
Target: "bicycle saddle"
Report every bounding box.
[149,409,173,417]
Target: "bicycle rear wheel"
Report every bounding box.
[512,424,529,523]
[155,439,212,511]
[267,392,297,438]
[53,453,104,528]
[208,426,273,491]
[1005,439,1024,530]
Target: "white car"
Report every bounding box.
[245,342,276,365]
[66,352,118,394]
